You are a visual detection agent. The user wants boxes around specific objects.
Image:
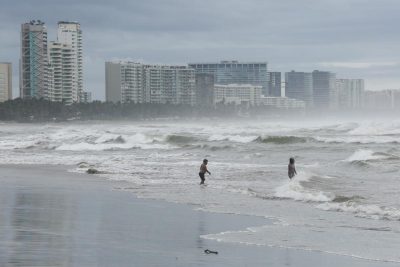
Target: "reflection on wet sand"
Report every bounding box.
[3,190,73,266]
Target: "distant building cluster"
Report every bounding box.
[285,70,365,110]
[106,60,301,109]
[19,20,90,104]
[1,20,400,111]
[104,60,376,111]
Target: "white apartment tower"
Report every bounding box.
[57,21,83,103]
[48,42,74,102]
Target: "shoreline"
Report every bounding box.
[0,164,397,267]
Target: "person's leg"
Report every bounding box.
[199,173,205,184]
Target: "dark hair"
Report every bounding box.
[203,159,208,163]
[289,157,295,164]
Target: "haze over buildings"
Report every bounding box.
[189,61,269,96]
[1,1,400,100]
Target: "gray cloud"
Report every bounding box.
[1,0,400,99]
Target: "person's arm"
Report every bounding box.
[206,166,211,175]
[294,167,297,175]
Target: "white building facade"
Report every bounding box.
[105,61,196,105]
[48,42,74,103]
[57,21,83,103]
[214,84,262,106]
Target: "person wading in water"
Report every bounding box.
[199,159,211,185]
[288,157,297,179]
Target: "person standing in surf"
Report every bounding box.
[199,159,211,185]
[288,157,297,179]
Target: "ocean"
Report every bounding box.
[1,118,400,263]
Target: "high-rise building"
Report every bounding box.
[105,61,196,105]
[57,21,83,103]
[0,63,12,102]
[285,71,313,107]
[268,72,281,97]
[213,84,262,106]
[106,61,143,103]
[144,65,195,105]
[312,70,337,109]
[20,20,49,99]
[188,61,269,95]
[336,79,364,109]
[195,73,214,106]
[48,42,74,102]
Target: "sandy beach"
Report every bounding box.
[0,164,397,267]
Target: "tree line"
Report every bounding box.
[0,98,264,122]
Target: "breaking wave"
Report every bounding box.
[164,134,199,144]
[255,136,311,144]
[274,172,334,202]
[344,149,399,162]
[208,134,258,143]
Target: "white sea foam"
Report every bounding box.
[317,202,400,221]
[315,135,400,144]
[345,149,387,162]
[348,122,400,136]
[274,172,334,202]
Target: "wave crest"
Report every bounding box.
[255,136,310,144]
[165,134,198,144]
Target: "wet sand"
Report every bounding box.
[0,165,396,267]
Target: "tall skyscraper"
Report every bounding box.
[268,72,282,97]
[336,79,364,109]
[48,42,74,102]
[312,70,337,109]
[105,62,196,105]
[57,21,83,103]
[285,71,313,107]
[20,20,48,99]
[0,63,12,102]
[188,61,269,95]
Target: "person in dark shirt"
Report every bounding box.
[199,159,211,185]
[288,157,297,179]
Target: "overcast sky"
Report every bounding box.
[1,0,400,100]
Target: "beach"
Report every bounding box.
[0,164,398,267]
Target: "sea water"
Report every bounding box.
[1,118,400,262]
